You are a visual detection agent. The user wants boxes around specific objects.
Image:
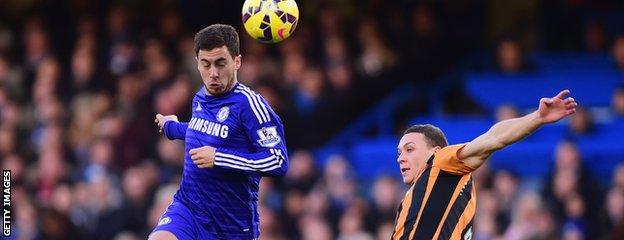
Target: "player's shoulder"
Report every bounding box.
[232,83,276,124]
[432,144,474,175]
[436,144,465,159]
[231,83,270,106]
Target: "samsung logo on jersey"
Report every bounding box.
[189,117,229,138]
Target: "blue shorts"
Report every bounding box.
[151,200,218,240]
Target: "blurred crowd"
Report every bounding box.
[1,0,624,240]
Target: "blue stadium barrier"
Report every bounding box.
[409,116,493,143]
[529,52,615,71]
[465,71,622,110]
[349,138,401,180]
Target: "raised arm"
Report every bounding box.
[458,89,578,169]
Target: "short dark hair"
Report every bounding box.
[194,24,240,57]
[403,124,448,148]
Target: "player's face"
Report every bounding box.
[397,133,439,185]
[197,46,241,96]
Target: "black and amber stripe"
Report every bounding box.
[392,167,476,240]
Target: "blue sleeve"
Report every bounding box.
[163,121,188,140]
[213,92,288,177]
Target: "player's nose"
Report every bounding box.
[397,153,405,163]
[209,67,219,78]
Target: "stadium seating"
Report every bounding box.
[322,52,624,185]
[464,71,621,111]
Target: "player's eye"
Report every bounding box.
[407,148,413,152]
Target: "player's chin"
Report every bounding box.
[207,88,225,96]
[401,175,413,185]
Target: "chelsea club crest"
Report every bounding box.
[217,106,230,122]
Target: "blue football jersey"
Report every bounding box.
[162,82,288,239]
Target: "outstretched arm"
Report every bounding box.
[458,89,578,169]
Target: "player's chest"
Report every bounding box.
[185,102,246,143]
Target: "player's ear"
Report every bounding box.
[234,54,242,70]
[432,145,442,153]
[196,56,202,71]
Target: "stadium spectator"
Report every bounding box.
[282,190,305,238]
[356,18,397,79]
[370,176,402,227]
[613,35,624,71]
[604,187,624,238]
[259,204,287,240]
[496,38,534,74]
[109,41,139,76]
[155,137,184,184]
[566,107,595,137]
[492,170,519,232]
[119,163,159,235]
[337,205,375,240]
[542,140,604,237]
[613,164,624,190]
[67,44,102,100]
[612,86,624,117]
[0,125,16,156]
[23,17,52,73]
[284,150,319,192]
[503,193,547,239]
[0,55,24,99]
[0,23,13,53]
[14,195,41,239]
[583,20,608,53]
[295,67,326,116]
[107,6,133,43]
[376,221,395,240]
[403,4,443,80]
[299,214,333,240]
[562,194,587,239]
[281,52,307,87]
[495,103,520,122]
[2,154,25,182]
[475,190,502,238]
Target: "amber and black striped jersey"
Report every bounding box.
[392,144,477,240]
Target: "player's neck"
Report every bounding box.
[227,79,238,92]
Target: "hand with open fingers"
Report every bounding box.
[189,146,216,168]
[155,114,179,134]
[538,89,578,124]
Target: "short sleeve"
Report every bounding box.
[432,144,475,175]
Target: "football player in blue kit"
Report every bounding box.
[149,24,288,240]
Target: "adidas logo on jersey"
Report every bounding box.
[158,217,172,226]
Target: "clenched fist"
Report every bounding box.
[189,146,217,168]
[155,114,179,134]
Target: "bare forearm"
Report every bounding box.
[460,90,576,170]
[487,111,543,150]
[459,111,544,169]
